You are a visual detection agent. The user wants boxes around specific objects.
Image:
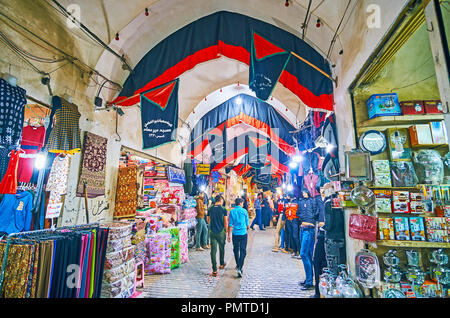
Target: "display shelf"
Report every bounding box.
[358,114,445,132]
[375,212,434,217]
[369,186,419,190]
[411,143,449,150]
[376,240,450,248]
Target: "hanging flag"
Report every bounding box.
[140,79,179,149]
[249,31,291,101]
[246,134,270,169]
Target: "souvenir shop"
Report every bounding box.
[323,3,450,299]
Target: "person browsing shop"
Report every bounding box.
[195,192,209,251]
[207,195,228,277]
[228,197,249,278]
[250,192,264,231]
[285,194,300,258]
[298,191,319,290]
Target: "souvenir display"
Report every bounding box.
[366,93,401,119]
[355,249,381,289]
[409,217,426,241]
[372,160,392,187]
[359,130,387,155]
[394,217,410,240]
[378,217,395,240]
[382,250,403,298]
[423,100,444,114]
[387,128,412,160]
[392,191,410,214]
[400,100,425,115]
[409,124,433,146]
[413,150,444,185]
[374,190,392,213]
[429,121,448,144]
[390,161,418,187]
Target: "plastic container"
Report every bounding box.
[366,93,401,119]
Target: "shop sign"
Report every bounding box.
[46,203,63,219]
[196,164,210,175]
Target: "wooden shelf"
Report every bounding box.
[411,144,449,149]
[369,186,418,190]
[376,240,450,248]
[375,212,434,217]
[357,114,445,134]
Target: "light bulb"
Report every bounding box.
[200,185,206,192]
[236,97,242,105]
[289,161,298,169]
[293,155,303,163]
[326,144,335,153]
[287,184,293,192]
[282,183,286,189]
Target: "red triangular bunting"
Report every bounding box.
[209,122,226,136]
[142,81,176,110]
[253,32,286,60]
[249,136,270,148]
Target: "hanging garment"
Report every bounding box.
[45,96,81,155]
[0,78,27,146]
[135,165,145,208]
[114,166,138,219]
[17,125,46,183]
[0,242,33,298]
[46,154,70,204]
[0,149,20,194]
[75,132,108,198]
[303,172,320,197]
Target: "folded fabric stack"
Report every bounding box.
[146,215,164,234]
[102,222,136,298]
[144,233,172,275]
[178,224,189,264]
[158,227,181,270]
[178,218,197,230]
[158,204,178,222]
[131,219,146,245]
[180,207,197,221]
[155,164,167,178]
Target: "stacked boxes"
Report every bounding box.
[372,160,392,187]
[102,222,136,298]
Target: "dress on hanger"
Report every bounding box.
[0,149,20,194]
[46,154,70,204]
[17,125,46,183]
[303,172,320,197]
[0,78,27,180]
[46,96,81,155]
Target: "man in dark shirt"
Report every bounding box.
[207,195,228,276]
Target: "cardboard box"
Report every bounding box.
[409,125,433,146]
[378,217,395,240]
[409,217,426,241]
[400,100,425,115]
[410,192,424,201]
[374,190,392,198]
[429,121,448,144]
[423,100,443,114]
[375,198,392,213]
[393,191,410,202]
[393,201,410,214]
[374,173,392,187]
[394,217,410,240]
[424,217,447,230]
[410,201,426,214]
[367,93,401,119]
[426,229,449,243]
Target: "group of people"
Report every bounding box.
[195,192,250,278]
[194,189,327,298]
[271,190,326,297]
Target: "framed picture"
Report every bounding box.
[345,151,372,181]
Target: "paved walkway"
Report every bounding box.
[138,227,314,298]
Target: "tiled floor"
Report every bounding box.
[138,227,314,298]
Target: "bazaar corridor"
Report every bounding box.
[139,228,314,298]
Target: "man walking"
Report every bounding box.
[250,193,264,231]
[207,195,228,277]
[272,195,286,252]
[195,193,209,251]
[228,198,249,278]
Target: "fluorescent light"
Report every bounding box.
[236,97,242,105]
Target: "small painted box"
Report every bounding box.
[410,201,426,214]
[426,229,449,243]
[367,93,401,119]
[393,201,410,214]
[409,217,426,241]
[372,160,391,174]
[400,100,425,115]
[375,198,392,213]
[429,121,448,144]
[424,217,447,230]
[393,191,410,202]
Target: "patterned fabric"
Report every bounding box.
[76,132,107,198]
[46,154,70,204]
[0,243,33,298]
[0,79,27,147]
[136,165,145,208]
[114,166,138,219]
[46,96,81,155]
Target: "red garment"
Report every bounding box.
[0,150,20,194]
[17,126,46,183]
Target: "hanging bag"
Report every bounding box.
[348,213,377,242]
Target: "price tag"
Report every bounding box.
[46,203,63,219]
